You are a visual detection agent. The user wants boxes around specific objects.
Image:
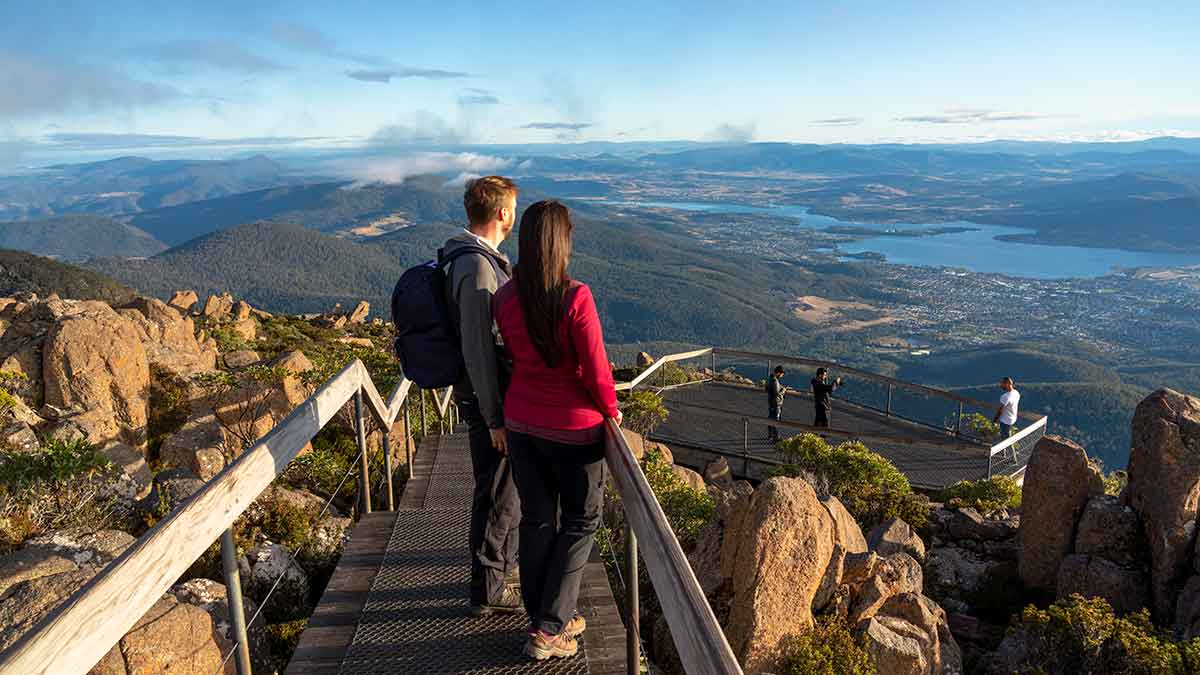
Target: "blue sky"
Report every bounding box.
[2,0,1198,163]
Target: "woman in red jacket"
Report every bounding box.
[492,200,621,661]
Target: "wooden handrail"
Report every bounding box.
[0,359,412,675]
[603,420,743,675]
[615,347,714,392]
[712,348,1045,423]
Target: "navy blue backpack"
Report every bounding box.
[390,245,503,389]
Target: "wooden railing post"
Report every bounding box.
[955,401,964,437]
[404,396,415,481]
[354,390,372,516]
[886,383,893,417]
[743,417,751,476]
[625,524,640,675]
[219,529,252,675]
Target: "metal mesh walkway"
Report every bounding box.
[652,381,995,489]
[336,433,627,675]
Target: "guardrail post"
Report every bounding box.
[404,396,415,481]
[354,390,372,515]
[886,384,893,417]
[625,523,640,675]
[220,529,252,675]
[711,349,717,375]
[743,417,751,476]
[955,401,964,437]
[419,389,428,438]
[382,429,395,511]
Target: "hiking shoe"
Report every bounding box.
[564,613,587,638]
[525,630,579,660]
[470,586,523,616]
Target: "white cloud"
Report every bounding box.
[326,152,512,185]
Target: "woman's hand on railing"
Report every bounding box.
[613,410,624,427]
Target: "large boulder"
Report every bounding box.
[1177,575,1200,639]
[0,530,135,650]
[688,480,753,595]
[239,541,309,622]
[171,578,271,673]
[202,293,234,319]
[41,301,150,446]
[1017,435,1105,593]
[159,415,227,481]
[859,592,962,675]
[1056,554,1150,616]
[813,495,870,612]
[849,552,924,625]
[672,465,707,493]
[120,297,217,377]
[348,300,370,324]
[869,517,927,564]
[167,290,199,312]
[94,594,235,675]
[944,507,1016,542]
[1074,495,1143,567]
[704,456,734,490]
[1124,389,1200,622]
[101,442,153,501]
[636,351,655,368]
[723,477,835,673]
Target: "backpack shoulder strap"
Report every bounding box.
[440,244,505,284]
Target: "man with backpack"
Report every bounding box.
[444,176,521,616]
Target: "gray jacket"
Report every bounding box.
[767,376,786,409]
[443,233,511,429]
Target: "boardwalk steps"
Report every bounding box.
[289,433,627,675]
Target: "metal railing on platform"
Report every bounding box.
[619,346,1048,485]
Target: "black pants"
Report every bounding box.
[508,430,606,635]
[768,404,781,441]
[458,398,520,606]
[814,408,830,428]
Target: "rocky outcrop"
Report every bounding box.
[202,293,234,319]
[348,301,370,324]
[120,297,217,378]
[42,301,150,446]
[101,442,153,501]
[688,480,753,595]
[672,465,706,493]
[1123,389,1200,622]
[171,578,272,673]
[858,593,962,675]
[1017,435,1105,592]
[223,350,261,368]
[703,457,734,490]
[167,290,199,312]
[722,477,835,673]
[869,517,927,564]
[93,594,235,675]
[1074,495,1142,567]
[240,542,309,622]
[0,529,135,650]
[1056,554,1150,615]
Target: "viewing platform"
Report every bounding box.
[620,348,1048,490]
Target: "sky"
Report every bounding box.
[2,0,1199,165]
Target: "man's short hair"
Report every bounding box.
[774,366,785,375]
[1001,376,1014,386]
[464,176,518,225]
[816,367,828,377]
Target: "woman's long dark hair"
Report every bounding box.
[514,200,574,368]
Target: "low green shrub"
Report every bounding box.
[1105,470,1129,497]
[779,615,876,675]
[1010,595,1200,674]
[0,438,122,553]
[777,433,928,529]
[641,449,714,548]
[939,476,1022,515]
[265,618,308,670]
[619,389,669,437]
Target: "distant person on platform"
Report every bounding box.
[993,377,1020,439]
[445,176,521,617]
[766,366,787,443]
[811,367,843,428]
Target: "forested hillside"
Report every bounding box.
[0,215,167,260]
[0,249,136,304]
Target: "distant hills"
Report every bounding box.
[0,215,166,261]
[0,249,135,304]
[0,155,309,221]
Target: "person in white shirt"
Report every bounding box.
[993,377,1020,439]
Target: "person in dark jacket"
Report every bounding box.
[812,367,843,428]
[766,366,786,442]
[444,176,521,616]
[493,200,621,661]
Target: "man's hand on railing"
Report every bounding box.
[614,410,624,427]
[490,427,509,456]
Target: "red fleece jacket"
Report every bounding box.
[492,280,619,430]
